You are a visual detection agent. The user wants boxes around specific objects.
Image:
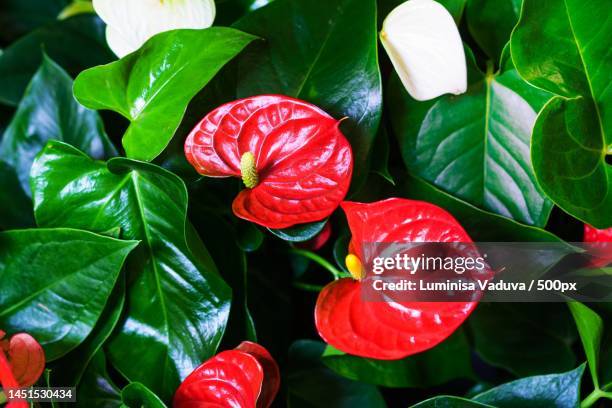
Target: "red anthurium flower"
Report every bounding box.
[184,95,353,229]
[584,224,612,267]
[0,331,45,408]
[173,341,280,408]
[315,198,482,360]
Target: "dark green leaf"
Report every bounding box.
[50,276,126,388]
[190,210,257,347]
[77,351,122,408]
[31,141,231,400]
[531,97,611,228]
[568,302,603,388]
[389,48,553,226]
[268,220,328,242]
[0,55,116,196]
[0,0,69,43]
[465,0,521,60]
[73,28,256,162]
[287,340,386,408]
[121,383,167,408]
[473,364,585,408]
[0,161,34,230]
[235,221,264,252]
[234,0,382,187]
[322,329,473,388]
[469,303,577,377]
[398,175,562,242]
[215,0,274,25]
[411,396,493,408]
[511,0,612,228]
[371,124,395,185]
[0,15,113,106]
[0,228,137,360]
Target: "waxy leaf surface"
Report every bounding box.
[74,27,256,161]
[30,141,231,400]
[0,56,116,197]
[389,50,553,226]
[0,228,137,360]
[315,198,480,359]
[234,0,382,187]
[0,15,113,106]
[511,0,612,228]
[185,95,353,228]
[472,364,585,408]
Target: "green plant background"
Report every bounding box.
[0,0,610,407]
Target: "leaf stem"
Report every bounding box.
[292,281,325,292]
[290,248,345,280]
[581,388,612,408]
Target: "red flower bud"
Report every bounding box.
[173,341,279,408]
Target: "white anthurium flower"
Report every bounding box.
[380,0,467,101]
[93,0,216,58]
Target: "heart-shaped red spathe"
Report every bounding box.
[184,95,353,229]
[584,224,612,267]
[173,341,279,408]
[315,198,480,360]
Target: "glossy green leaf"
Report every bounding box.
[399,175,563,242]
[411,396,493,408]
[73,27,256,162]
[568,302,603,388]
[30,141,231,400]
[268,219,328,243]
[50,276,126,388]
[473,364,585,408]
[322,329,473,388]
[287,340,386,408]
[0,15,113,106]
[0,228,137,361]
[190,209,257,347]
[389,49,553,226]
[465,0,521,60]
[531,97,611,228]
[234,0,382,187]
[0,0,69,43]
[77,351,122,407]
[0,55,116,196]
[469,303,577,376]
[121,383,167,408]
[0,161,34,230]
[511,0,612,228]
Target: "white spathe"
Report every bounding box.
[381,0,467,101]
[93,0,216,58]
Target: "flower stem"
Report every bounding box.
[0,391,6,404]
[290,248,345,280]
[581,388,612,408]
[292,281,325,292]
